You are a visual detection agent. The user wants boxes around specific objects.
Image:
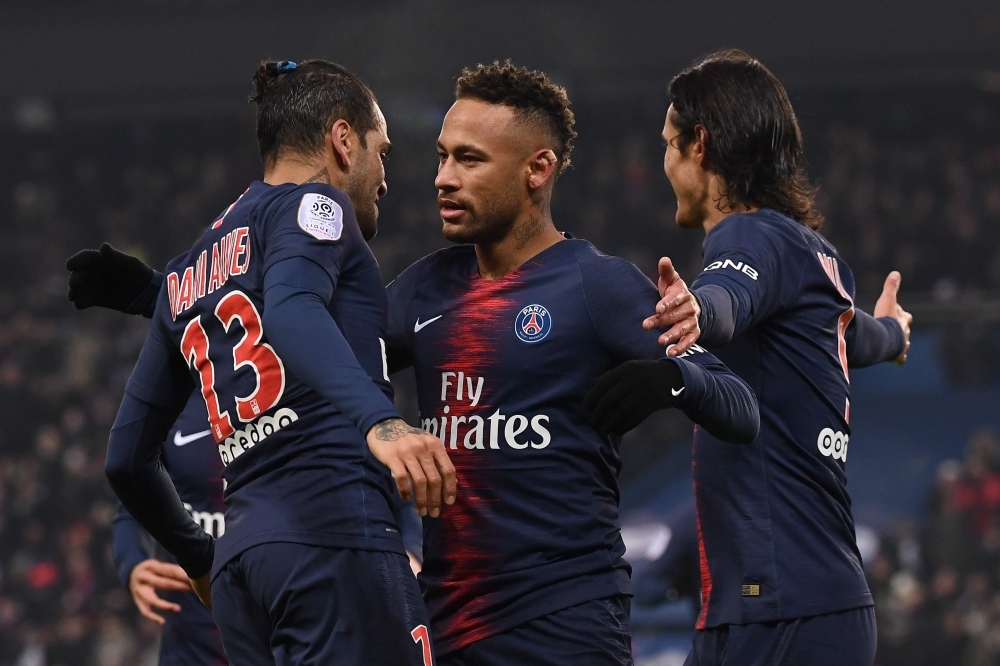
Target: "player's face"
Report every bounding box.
[662,105,709,229]
[435,99,529,245]
[343,104,390,241]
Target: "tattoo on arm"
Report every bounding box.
[512,215,543,250]
[371,418,425,441]
[305,168,331,184]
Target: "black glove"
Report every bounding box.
[66,243,155,314]
[584,359,685,435]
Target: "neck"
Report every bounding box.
[475,200,564,280]
[701,175,758,234]
[263,156,345,190]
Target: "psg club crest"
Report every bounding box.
[515,304,552,343]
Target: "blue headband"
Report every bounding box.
[276,61,297,72]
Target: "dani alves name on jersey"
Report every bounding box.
[166,226,251,320]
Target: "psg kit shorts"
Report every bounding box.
[157,587,226,665]
[684,606,876,666]
[438,595,634,666]
[211,543,432,666]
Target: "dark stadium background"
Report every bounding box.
[1,1,999,664]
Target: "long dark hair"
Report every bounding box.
[669,49,822,228]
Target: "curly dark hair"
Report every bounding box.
[249,59,379,169]
[456,60,577,175]
[669,49,823,228]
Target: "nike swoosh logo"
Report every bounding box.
[173,429,212,446]
[414,315,443,333]
[671,387,686,397]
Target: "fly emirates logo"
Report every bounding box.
[420,372,551,451]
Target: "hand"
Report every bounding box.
[584,359,685,435]
[128,559,191,625]
[642,257,701,355]
[189,573,213,610]
[873,271,912,364]
[367,419,457,518]
[66,243,154,313]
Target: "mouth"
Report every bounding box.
[437,198,466,221]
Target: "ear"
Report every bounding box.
[329,119,353,171]
[526,148,558,192]
[691,125,709,167]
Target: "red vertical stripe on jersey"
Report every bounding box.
[693,457,713,631]
[434,274,520,648]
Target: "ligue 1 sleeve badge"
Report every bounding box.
[514,304,552,343]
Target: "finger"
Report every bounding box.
[145,561,190,582]
[658,322,688,347]
[145,593,183,614]
[654,283,688,315]
[64,249,103,271]
[882,271,901,300]
[667,329,700,356]
[384,457,412,502]
[144,573,194,592]
[654,300,697,331]
[644,312,674,331]
[659,319,696,346]
[135,601,167,626]
[99,242,120,262]
[658,257,678,289]
[403,456,429,516]
[431,445,457,506]
[416,447,443,518]
[135,587,182,614]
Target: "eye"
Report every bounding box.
[379,152,389,164]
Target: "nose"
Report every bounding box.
[435,156,459,192]
[378,180,387,198]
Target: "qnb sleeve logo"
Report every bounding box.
[703,258,759,280]
[515,304,552,343]
[817,427,849,462]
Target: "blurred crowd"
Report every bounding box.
[872,428,1000,666]
[0,86,997,664]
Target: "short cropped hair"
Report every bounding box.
[669,49,823,228]
[250,59,379,169]
[456,60,577,175]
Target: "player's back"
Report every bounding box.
[153,181,403,577]
[690,208,868,628]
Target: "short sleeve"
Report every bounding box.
[691,214,784,327]
[256,184,360,288]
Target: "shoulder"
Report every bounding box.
[393,245,474,283]
[571,240,655,289]
[256,183,358,240]
[387,245,474,298]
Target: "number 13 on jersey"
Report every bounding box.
[180,290,286,442]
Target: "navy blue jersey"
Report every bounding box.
[689,209,899,628]
[111,393,226,665]
[124,181,405,579]
[386,238,758,655]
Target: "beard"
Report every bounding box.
[342,160,381,241]
[441,186,521,246]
